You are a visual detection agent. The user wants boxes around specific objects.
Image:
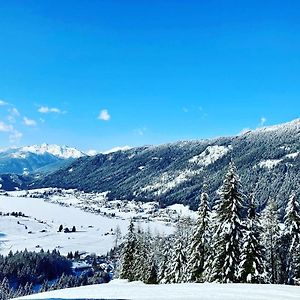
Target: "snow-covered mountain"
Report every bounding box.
[20,143,85,159]
[0,144,86,175]
[34,119,300,211]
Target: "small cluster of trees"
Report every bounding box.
[0,211,27,217]
[118,162,300,285]
[58,224,76,233]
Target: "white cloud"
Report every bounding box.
[260,117,267,126]
[0,121,22,143]
[0,100,8,106]
[98,109,111,121]
[23,117,37,126]
[7,108,21,123]
[0,121,13,132]
[9,130,23,143]
[10,108,20,116]
[182,107,189,113]
[38,106,61,114]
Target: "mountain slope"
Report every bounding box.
[0,144,86,175]
[33,119,300,211]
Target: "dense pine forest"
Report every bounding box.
[118,162,300,285]
[0,249,113,300]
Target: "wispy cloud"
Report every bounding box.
[38,106,61,114]
[9,130,22,143]
[7,108,20,123]
[260,117,267,126]
[10,108,20,116]
[0,100,8,106]
[0,120,22,143]
[0,121,13,132]
[135,127,147,136]
[98,109,111,121]
[23,117,37,126]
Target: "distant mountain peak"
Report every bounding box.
[20,143,86,159]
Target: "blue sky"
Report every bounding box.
[0,1,299,152]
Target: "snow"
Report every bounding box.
[257,159,283,169]
[20,143,85,159]
[167,204,197,218]
[102,146,132,154]
[189,145,231,166]
[0,194,173,256]
[285,152,299,159]
[18,279,300,300]
[254,118,300,133]
[141,169,200,196]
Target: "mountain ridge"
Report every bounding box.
[32,118,300,212]
[0,144,86,175]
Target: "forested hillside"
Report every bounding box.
[34,119,300,212]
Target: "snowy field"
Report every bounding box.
[0,194,173,255]
[18,279,300,300]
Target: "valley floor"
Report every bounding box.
[0,192,173,256]
[18,279,300,300]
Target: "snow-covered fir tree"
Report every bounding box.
[261,200,281,284]
[133,227,153,283]
[147,254,159,284]
[210,161,244,283]
[164,219,190,283]
[119,220,138,282]
[239,195,266,283]
[157,236,172,283]
[164,236,187,283]
[284,192,300,284]
[187,187,211,282]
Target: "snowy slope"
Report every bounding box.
[18,279,300,300]
[0,192,173,256]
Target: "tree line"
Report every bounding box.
[118,161,300,284]
[0,249,112,300]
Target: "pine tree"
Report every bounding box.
[187,188,210,282]
[164,218,190,284]
[39,280,49,293]
[164,237,187,283]
[0,277,13,300]
[134,227,152,282]
[119,220,138,281]
[157,236,172,283]
[146,255,158,284]
[261,200,281,284]
[210,161,244,283]
[239,196,266,283]
[284,193,300,284]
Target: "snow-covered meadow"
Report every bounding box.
[18,279,300,300]
[0,190,175,255]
